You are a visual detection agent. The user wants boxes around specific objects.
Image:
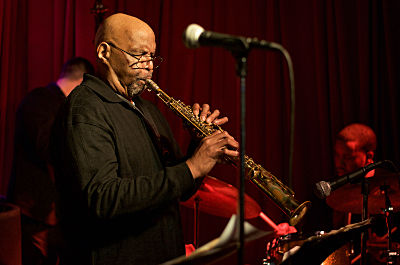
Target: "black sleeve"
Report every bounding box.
[142,100,204,201]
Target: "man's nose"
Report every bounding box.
[141,59,154,70]
[147,60,154,71]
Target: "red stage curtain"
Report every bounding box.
[1,0,399,263]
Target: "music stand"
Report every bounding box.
[161,215,271,265]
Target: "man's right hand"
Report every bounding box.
[186,131,239,179]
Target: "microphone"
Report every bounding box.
[182,24,276,52]
[314,161,388,199]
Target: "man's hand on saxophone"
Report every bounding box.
[186,103,239,179]
[192,103,228,125]
[186,130,239,179]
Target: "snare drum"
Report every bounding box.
[265,231,351,265]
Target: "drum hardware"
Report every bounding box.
[264,219,373,265]
[181,175,261,219]
[194,196,200,249]
[180,175,261,249]
[381,184,399,265]
[326,170,400,215]
[361,163,399,265]
[264,231,352,265]
[360,177,369,265]
[325,168,400,265]
[261,211,299,265]
[182,175,300,253]
[351,242,400,264]
[259,212,279,231]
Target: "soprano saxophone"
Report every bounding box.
[146,79,311,226]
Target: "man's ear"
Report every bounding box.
[97,42,111,62]
[366,150,374,164]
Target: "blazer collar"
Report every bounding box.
[82,74,127,104]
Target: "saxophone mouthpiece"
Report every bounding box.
[145,79,160,93]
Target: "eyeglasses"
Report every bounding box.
[107,42,163,69]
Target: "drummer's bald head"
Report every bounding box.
[95,13,154,48]
[336,123,377,152]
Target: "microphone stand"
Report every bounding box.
[228,39,294,265]
[232,48,249,265]
[360,177,369,265]
[222,37,294,265]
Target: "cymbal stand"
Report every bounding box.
[381,184,399,264]
[360,177,369,265]
[194,196,201,249]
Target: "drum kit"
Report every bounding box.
[324,170,400,265]
[180,169,400,265]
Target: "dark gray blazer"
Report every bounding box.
[52,74,196,265]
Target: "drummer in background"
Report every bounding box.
[329,123,377,228]
[327,123,399,264]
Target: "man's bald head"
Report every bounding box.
[334,123,377,176]
[336,123,377,152]
[94,13,156,99]
[95,13,154,48]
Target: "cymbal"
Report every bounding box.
[326,170,400,214]
[180,176,261,219]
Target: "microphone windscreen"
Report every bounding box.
[314,181,331,199]
[182,24,204,48]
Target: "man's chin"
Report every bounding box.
[127,84,145,98]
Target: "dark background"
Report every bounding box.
[1,0,399,264]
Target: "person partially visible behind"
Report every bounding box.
[328,123,377,228]
[7,57,94,265]
[327,123,396,264]
[333,123,376,180]
[331,123,400,264]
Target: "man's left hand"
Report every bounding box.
[192,103,228,126]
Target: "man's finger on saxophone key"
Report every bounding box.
[212,117,228,126]
[205,109,224,124]
[192,103,226,124]
[192,103,201,117]
[224,137,239,154]
[223,149,239,158]
[214,132,239,154]
[199,104,211,122]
